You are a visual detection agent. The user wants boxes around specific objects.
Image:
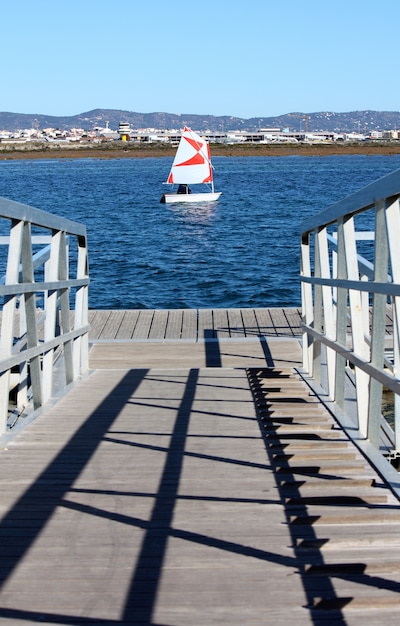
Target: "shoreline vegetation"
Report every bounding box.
[1,141,400,160]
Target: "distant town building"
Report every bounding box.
[118,122,131,141]
[0,121,399,147]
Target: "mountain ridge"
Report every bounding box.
[1,109,400,134]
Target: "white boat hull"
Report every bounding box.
[161,191,222,204]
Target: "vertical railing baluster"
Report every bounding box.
[21,222,42,410]
[0,221,24,431]
[301,232,313,375]
[334,219,348,409]
[368,200,388,447]
[73,235,89,377]
[59,232,74,385]
[385,196,400,450]
[343,217,371,437]
[17,294,28,412]
[43,230,61,402]
[317,226,336,398]
[313,228,323,385]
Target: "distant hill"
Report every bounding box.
[1,109,400,133]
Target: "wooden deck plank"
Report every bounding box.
[269,307,294,336]
[227,308,245,338]
[253,307,274,335]
[131,309,154,340]
[180,309,197,340]
[115,310,141,339]
[283,307,303,336]
[212,308,230,338]
[95,309,125,340]
[148,309,169,340]
[197,308,214,339]
[240,308,260,337]
[88,310,111,341]
[386,303,394,335]
[164,309,183,339]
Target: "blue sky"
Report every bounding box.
[2,0,399,119]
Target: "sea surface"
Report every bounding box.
[1,154,400,309]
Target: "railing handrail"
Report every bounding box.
[301,168,400,233]
[0,195,89,435]
[0,196,87,236]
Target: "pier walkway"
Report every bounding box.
[1,309,400,625]
[87,307,304,342]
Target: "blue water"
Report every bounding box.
[1,154,400,309]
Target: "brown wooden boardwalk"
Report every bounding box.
[1,309,400,624]
[88,307,303,341]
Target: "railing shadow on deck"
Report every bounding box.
[0,364,356,625]
[248,367,346,619]
[204,329,275,368]
[0,369,148,624]
[247,367,400,620]
[0,368,278,623]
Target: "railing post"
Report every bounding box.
[301,232,313,375]
[385,196,400,450]
[368,200,388,447]
[59,232,74,385]
[17,295,28,411]
[313,228,323,385]
[343,216,371,437]
[21,221,42,410]
[334,219,347,409]
[73,235,89,376]
[0,221,24,433]
[43,230,61,403]
[317,226,336,399]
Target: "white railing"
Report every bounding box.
[300,168,400,455]
[0,196,89,434]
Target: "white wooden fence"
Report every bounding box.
[300,168,400,455]
[0,196,89,434]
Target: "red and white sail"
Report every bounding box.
[166,127,213,185]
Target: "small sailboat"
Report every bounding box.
[160,126,222,203]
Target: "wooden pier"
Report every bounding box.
[87,307,304,341]
[1,308,400,624]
